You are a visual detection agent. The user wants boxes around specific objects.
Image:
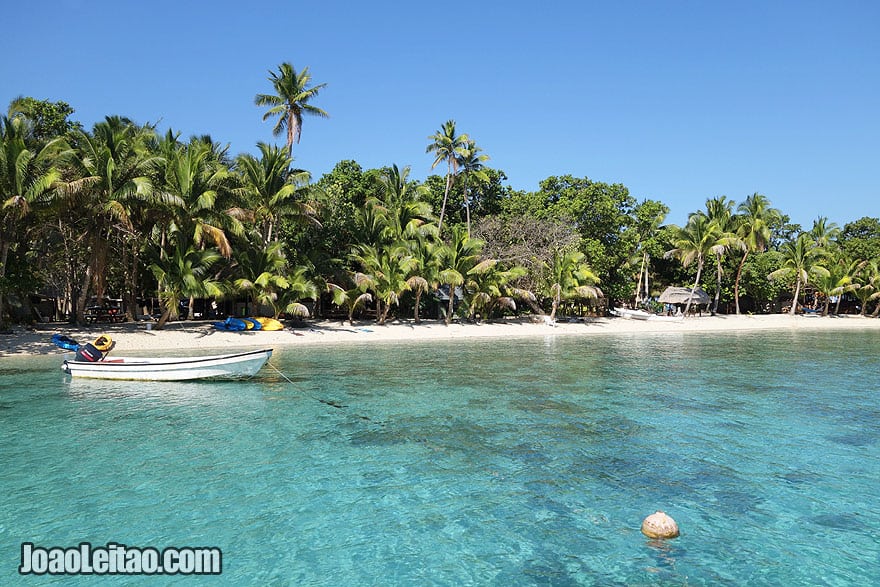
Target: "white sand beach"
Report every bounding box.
[2,313,879,357]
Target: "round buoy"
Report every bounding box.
[641,511,679,539]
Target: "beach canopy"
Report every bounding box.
[658,286,711,305]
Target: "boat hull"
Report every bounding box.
[611,308,653,320]
[61,349,273,381]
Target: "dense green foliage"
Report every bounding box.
[2,75,878,327]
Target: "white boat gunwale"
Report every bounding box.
[62,348,273,368]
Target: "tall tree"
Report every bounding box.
[0,115,65,326]
[457,139,489,237]
[544,249,602,320]
[438,226,483,324]
[236,142,318,246]
[769,233,829,315]
[255,62,328,158]
[161,139,240,258]
[665,212,724,317]
[705,196,742,314]
[59,116,171,323]
[733,193,779,314]
[426,120,467,233]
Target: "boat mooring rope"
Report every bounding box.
[265,361,370,418]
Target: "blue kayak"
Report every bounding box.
[212,317,249,331]
[52,333,80,351]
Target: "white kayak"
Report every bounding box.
[61,348,273,381]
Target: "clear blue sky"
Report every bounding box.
[3,1,878,228]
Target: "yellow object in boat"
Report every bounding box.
[254,317,283,331]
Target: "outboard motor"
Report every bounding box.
[74,335,114,362]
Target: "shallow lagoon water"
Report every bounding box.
[1,330,878,585]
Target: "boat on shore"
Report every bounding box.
[611,308,653,320]
[61,348,273,381]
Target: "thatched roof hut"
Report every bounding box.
[658,286,710,306]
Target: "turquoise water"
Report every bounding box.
[1,330,878,585]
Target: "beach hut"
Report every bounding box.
[658,286,711,315]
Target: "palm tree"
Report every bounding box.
[59,116,172,323]
[149,238,224,329]
[853,260,880,316]
[162,139,240,258]
[232,240,292,316]
[235,142,318,245]
[665,212,724,317]
[351,243,418,324]
[768,233,829,315]
[426,120,468,233]
[438,226,484,324]
[327,274,374,324]
[406,231,442,324]
[0,115,65,327]
[255,62,328,158]
[544,249,602,320]
[733,193,779,314]
[705,196,743,314]
[808,216,841,250]
[467,260,530,321]
[276,265,318,319]
[631,201,668,306]
[457,139,489,237]
[371,164,434,242]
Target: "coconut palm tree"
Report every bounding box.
[405,231,442,324]
[235,142,318,246]
[327,273,374,324]
[733,193,779,314]
[808,216,841,251]
[149,237,224,329]
[544,249,602,321]
[371,164,434,242]
[0,115,66,327]
[769,233,829,315]
[852,259,880,316]
[466,260,529,321]
[438,225,484,324]
[426,120,468,233]
[665,212,725,317]
[255,62,328,158]
[59,116,173,323]
[631,200,668,306]
[705,196,743,314]
[351,243,418,324]
[161,139,240,258]
[458,139,489,237]
[231,240,292,316]
[276,265,318,319]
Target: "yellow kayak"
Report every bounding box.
[254,317,284,331]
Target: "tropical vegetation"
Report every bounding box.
[2,64,879,330]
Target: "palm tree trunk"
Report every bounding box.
[413,290,422,324]
[0,240,9,328]
[790,279,802,315]
[734,250,749,315]
[75,266,92,325]
[438,170,453,234]
[445,284,455,325]
[463,175,471,238]
[684,260,703,318]
[822,296,830,316]
[712,254,722,315]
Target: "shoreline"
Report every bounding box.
[2,313,879,357]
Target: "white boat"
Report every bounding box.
[611,308,653,320]
[61,348,273,381]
